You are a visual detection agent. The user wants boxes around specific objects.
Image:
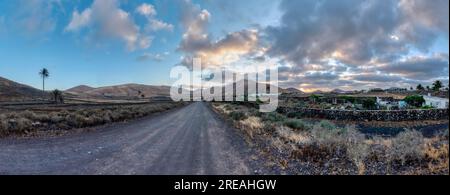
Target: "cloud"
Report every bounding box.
[178,0,211,53]
[264,0,449,90]
[348,73,403,83]
[135,3,173,32]
[136,3,156,17]
[267,0,406,66]
[137,52,169,62]
[177,0,261,69]
[65,0,150,51]
[138,36,153,50]
[65,8,92,32]
[13,0,62,36]
[302,72,339,82]
[400,0,449,34]
[380,53,449,80]
[146,19,174,32]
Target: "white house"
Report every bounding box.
[423,94,449,109]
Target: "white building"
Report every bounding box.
[423,94,449,109]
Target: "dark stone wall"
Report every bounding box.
[277,107,449,121]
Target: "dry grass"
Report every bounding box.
[213,102,449,175]
[238,116,263,139]
[0,102,185,137]
[276,126,311,145]
[423,141,449,174]
[387,130,425,165]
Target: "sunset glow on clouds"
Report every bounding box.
[0,0,448,91]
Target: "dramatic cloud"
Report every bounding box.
[264,0,449,91]
[267,0,404,66]
[380,53,449,80]
[178,0,211,53]
[399,0,449,35]
[348,74,403,83]
[2,0,447,91]
[177,0,261,69]
[65,0,151,51]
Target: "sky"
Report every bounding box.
[0,0,448,92]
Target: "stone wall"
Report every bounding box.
[277,107,449,121]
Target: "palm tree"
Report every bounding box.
[39,68,49,98]
[432,80,443,91]
[416,84,424,91]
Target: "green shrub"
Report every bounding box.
[224,104,233,111]
[311,123,343,145]
[229,111,247,121]
[362,98,377,110]
[403,95,425,107]
[284,119,307,130]
[420,105,434,109]
[339,95,356,104]
[286,112,302,118]
[261,112,286,123]
[318,120,336,130]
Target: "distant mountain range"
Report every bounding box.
[330,88,353,94]
[1,76,314,101]
[65,85,95,94]
[66,84,171,98]
[282,87,305,94]
[0,76,46,101]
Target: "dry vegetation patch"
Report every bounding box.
[0,102,186,137]
[212,102,449,175]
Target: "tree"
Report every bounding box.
[39,68,49,98]
[410,87,413,91]
[426,86,430,91]
[52,89,64,104]
[362,98,376,110]
[432,80,443,91]
[416,84,424,91]
[403,95,425,107]
[309,94,321,103]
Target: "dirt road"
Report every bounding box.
[0,102,266,175]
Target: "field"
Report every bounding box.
[0,101,186,138]
[212,102,449,175]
